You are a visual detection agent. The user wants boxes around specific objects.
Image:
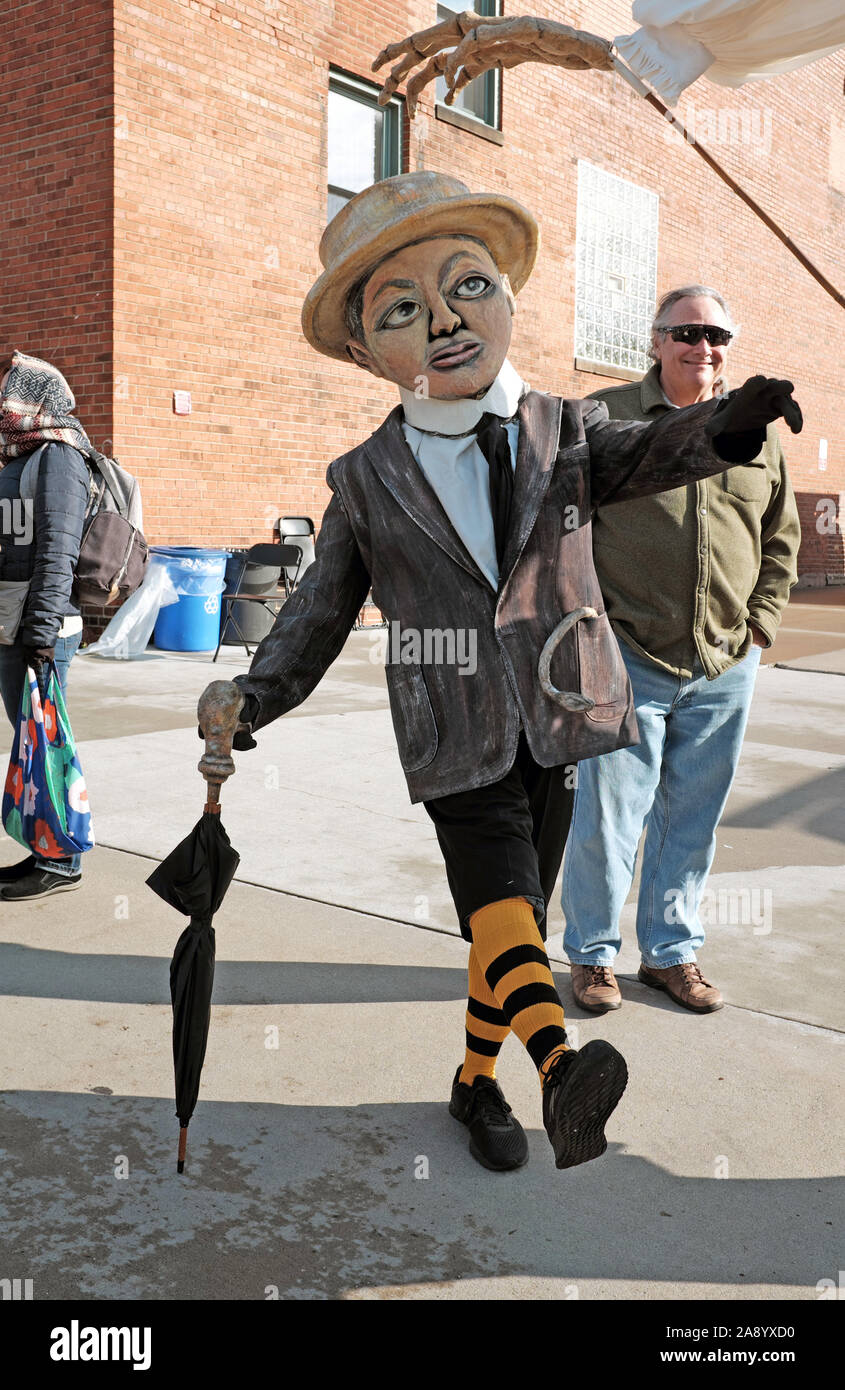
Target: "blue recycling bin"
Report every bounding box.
[151,547,231,651]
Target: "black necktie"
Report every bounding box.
[474,412,514,570]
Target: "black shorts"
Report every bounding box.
[423,734,575,942]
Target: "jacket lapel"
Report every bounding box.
[364,406,492,587]
[500,391,562,582]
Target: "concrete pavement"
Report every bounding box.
[1,597,843,1300]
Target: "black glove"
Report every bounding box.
[706,375,803,460]
[232,724,258,751]
[197,691,258,750]
[22,647,55,702]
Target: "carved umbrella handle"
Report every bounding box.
[197,680,245,813]
[538,607,598,712]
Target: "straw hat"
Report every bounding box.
[302,171,539,361]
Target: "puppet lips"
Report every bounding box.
[428,341,482,368]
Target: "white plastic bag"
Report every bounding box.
[81,555,179,659]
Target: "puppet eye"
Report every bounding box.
[380,299,421,329]
[452,274,492,299]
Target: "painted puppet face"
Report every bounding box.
[346,236,514,399]
[652,294,732,405]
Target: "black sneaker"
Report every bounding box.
[0,867,82,901]
[542,1041,628,1170]
[449,1068,529,1172]
[0,854,35,883]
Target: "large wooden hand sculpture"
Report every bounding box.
[373,11,613,118]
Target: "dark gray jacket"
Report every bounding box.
[0,441,90,647]
[235,390,761,802]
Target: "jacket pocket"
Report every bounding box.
[576,610,629,722]
[385,662,439,772]
[722,460,769,501]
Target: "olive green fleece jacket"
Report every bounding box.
[587,363,801,679]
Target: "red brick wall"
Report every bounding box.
[1,0,114,451]
[5,0,845,581]
[575,2,845,587]
[111,0,417,545]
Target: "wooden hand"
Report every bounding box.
[373,12,613,118]
[197,680,246,797]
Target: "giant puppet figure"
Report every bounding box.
[198,172,801,1174]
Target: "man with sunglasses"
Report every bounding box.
[561,286,801,1015]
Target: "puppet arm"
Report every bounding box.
[373,12,613,118]
[198,484,371,742]
[585,377,801,509]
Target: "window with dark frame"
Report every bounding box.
[435,0,501,129]
[327,73,402,221]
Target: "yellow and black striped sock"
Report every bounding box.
[469,897,570,1085]
[459,944,510,1085]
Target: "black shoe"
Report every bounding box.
[449,1068,529,1172]
[0,854,36,883]
[0,867,82,901]
[542,1041,628,1170]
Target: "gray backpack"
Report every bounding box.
[20,447,150,607]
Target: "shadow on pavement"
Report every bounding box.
[0,945,600,1011]
[0,945,724,1020]
[2,1089,840,1300]
[0,946,470,1006]
[724,765,845,843]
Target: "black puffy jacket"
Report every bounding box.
[0,441,90,647]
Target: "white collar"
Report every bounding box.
[399,359,527,436]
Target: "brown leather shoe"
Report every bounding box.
[571,964,622,1013]
[638,961,723,1013]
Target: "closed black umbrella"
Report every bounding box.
[146,681,244,1172]
[147,810,239,1171]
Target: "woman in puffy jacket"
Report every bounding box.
[0,350,91,899]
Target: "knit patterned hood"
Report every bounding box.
[0,350,98,464]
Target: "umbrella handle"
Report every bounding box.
[197,680,245,805]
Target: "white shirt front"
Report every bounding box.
[399,359,527,590]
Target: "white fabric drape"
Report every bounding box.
[615,0,845,105]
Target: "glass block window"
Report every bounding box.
[327,74,402,222]
[574,161,659,374]
[435,0,500,128]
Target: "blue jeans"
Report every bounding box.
[0,632,83,875]
[561,636,761,968]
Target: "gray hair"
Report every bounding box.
[649,285,737,363]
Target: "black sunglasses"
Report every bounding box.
[661,323,733,347]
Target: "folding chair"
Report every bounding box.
[277,516,315,539]
[353,588,388,630]
[277,516,316,590]
[213,542,302,662]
